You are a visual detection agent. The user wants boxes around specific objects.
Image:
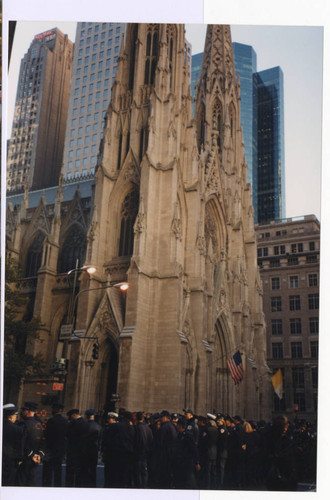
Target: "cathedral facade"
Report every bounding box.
[6,24,271,419]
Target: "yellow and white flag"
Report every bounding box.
[271,369,283,399]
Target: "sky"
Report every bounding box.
[5,20,323,223]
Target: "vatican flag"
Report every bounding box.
[271,369,283,399]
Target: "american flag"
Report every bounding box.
[227,350,244,385]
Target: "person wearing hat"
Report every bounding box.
[108,410,136,487]
[198,413,219,489]
[65,409,90,487]
[102,411,119,487]
[171,417,200,489]
[17,402,45,486]
[134,411,153,488]
[156,410,177,488]
[42,402,69,487]
[183,408,199,446]
[85,409,102,487]
[2,404,23,486]
[215,414,228,488]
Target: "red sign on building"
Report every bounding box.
[53,383,64,391]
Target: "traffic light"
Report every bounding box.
[92,342,99,360]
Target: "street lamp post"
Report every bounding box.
[57,266,128,406]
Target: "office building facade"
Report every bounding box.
[232,42,257,195]
[7,28,73,193]
[61,22,126,180]
[255,67,285,223]
[256,216,319,422]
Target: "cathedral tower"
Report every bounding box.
[69,24,270,417]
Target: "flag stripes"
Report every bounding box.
[227,350,244,385]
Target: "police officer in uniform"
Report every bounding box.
[183,409,199,445]
[65,409,89,487]
[17,401,45,486]
[102,411,119,487]
[171,417,200,489]
[85,408,102,487]
[42,402,68,487]
[2,404,23,486]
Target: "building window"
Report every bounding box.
[289,276,299,288]
[25,232,45,277]
[58,226,87,274]
[294,393,306,412]
[292,367,305,389]
[309,274,318,287]
[289,295,301,311]
[309,241,315,251]
[311,367,318,388]
[274,246,279,255]
[290,318,302,335]
[287,256,299,266]
[271,297,282,312]
[298,243,303,252]
[257,248,262,257]
[272,343,283,359]
[119,190,139,257]
[280,245,286,254]
[311,341,318,359]
[291,243,297,254]
[271,319,283,335]
[263,248,268,257]
[309,317,319,335]
[271,277,280,290]
[291,342,303,359]
[308,294,319,310]
[144,25,159,85]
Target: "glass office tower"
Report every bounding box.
[232,42,257,193]
[255,67,285,223]
[62,22,126,180]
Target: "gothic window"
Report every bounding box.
[117,132,123,170]
[126,131,130,157]
[25,232,45,277]
[212,99,222,151]
[129,24,138,90]
[197,103,206,152]
[139,126,148,163]
[58,226,87,273]
[166,25,176,89]
[119,190,139,257]
[144,25,159,85]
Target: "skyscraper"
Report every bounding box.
[61,22,126,181]
[6,28,73,192]
[191,40,285,224]
[255,67,285,223]
[232,42,257,195]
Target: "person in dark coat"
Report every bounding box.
[215,414,228,488]
[266,415,299,491]
[198,415,218,489]
[134,411,153,488]
[101,412,119,487]
[183,408,199,445]
[16,402,45,487]
[42,402,68,487]
[171,418,200,489]
[65,409,90,487]
[157,410,178,488]
[2,405,23,486]
[111,410,136,487]
[85,409,102,487]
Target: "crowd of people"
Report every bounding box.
[2,401,317,490]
